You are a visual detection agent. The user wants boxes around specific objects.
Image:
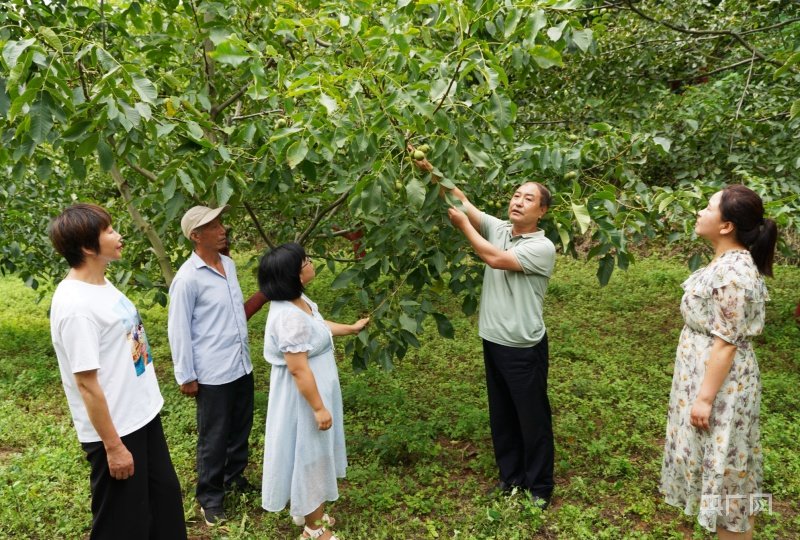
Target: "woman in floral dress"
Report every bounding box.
[661,185,778,539]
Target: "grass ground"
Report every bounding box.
[1,255,798,539]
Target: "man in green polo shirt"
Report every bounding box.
[428,165,557,507]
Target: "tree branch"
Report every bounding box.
[730,51,757,152]
[244,201,276,249]
[210,84,250,120]
[624,0,783,68]
[432,58,464,116]
[668,57,763,84]
[77,61,91,101]
[125,158,158,182]
[740,17,800,36]
[231,109,282,121]
[109,162,175,286]
[296,188,352,245]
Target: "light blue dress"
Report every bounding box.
[261,295,347,518]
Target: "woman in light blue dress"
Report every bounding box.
[258,242,368,540]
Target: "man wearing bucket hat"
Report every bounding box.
[168,205,255,526]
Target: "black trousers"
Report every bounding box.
[82,414,187,540]
[483,335,554,498]
[195,372,254,509]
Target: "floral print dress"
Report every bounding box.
[660,250,769,533]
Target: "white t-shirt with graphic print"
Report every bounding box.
[50,278,164,443]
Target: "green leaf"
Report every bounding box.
[432,312,455,339]
[504,9,522,39]
[2,39,35,69]
[132,75,157,104]
[464,143,492,168]
[75,132,99,158]
[156,122,177,138]
[215,176,234,206]
[96,137,114,171]
[525,10,547,46]
[405,177,426,210]
[62,120,93,141]
[774,51,800,79]
[162,176,177,200]
[571,202,591,234]
[0,77,8,117]
[319,92,338,115]
[556,222,570,250]
[286,139,309,168]
[186,121,205,140]
[331,268,360,289]
[95,47,118,72]
[597,254,614,286]
[653,136,672,153]
[790,99,800,120]
[177,170,195,196]
[208,38,251,67]
[658,195,675,213]
[571,28,593,52]
[399,313,417,334]
[38,27,63,52]
[529,45,563,69]
[590,122,612,132]
[29,102,53,144]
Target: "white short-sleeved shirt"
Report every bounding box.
[263,295,334,366]
[50,279,163,443]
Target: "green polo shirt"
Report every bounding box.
[478,212,556,347]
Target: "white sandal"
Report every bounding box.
[293,513,335,527]
[302,524,339,540]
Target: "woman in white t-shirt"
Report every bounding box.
[48,203,186,540]
[258,242,368,540]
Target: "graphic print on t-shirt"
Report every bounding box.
[113,296,153,376]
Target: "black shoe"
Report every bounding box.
[486,481,514,497]
[201,506,227,526]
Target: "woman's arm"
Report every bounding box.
[284,351,332,430]
[74,370,135,479]
[325,317,370,337]
[690,336,738,430]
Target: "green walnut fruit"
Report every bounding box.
[431,225,440,233]
[564,171,578,180]
[417,144,430,154]
[395,181,403,190]
[275,118,287,128]
[413,150,425,160]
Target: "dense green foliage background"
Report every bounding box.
[1,256,798,539]
[1,0,799,367]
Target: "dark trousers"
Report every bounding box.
[483,335,554,498]
[82,414,187,540]
[195,372,254,509]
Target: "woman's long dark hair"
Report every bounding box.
[719,185,778,276]
[258,242,306,301]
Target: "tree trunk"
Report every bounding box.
[110,164,176,287]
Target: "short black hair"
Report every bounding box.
[258,242,305,301]
[48,203,112,268]
[534,182,552,210]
